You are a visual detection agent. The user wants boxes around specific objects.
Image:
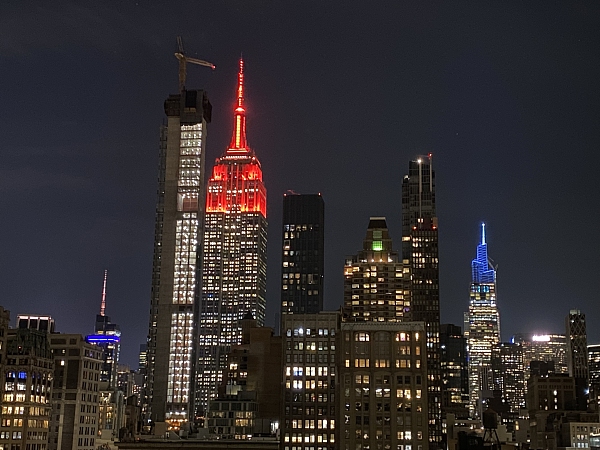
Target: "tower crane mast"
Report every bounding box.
[175,36,215,92]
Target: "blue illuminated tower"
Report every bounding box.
[471,223,495,284]
[464,223,500,418]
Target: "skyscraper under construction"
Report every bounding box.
[145,71,212,427]
[196,58,268,415]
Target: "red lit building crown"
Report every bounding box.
[205,58,267,216]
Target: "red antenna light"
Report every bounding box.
[228,57,248,151]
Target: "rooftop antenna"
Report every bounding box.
[100,270,107,316]
[175,36,215,92]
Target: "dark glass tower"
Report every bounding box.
[401,154,442,446]
[145,87,211,429]
[281,193,325,316]
[566,309,589,410]
[440,324,469,418]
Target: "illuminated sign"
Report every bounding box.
[532,335,551,342]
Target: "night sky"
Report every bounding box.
[1,1,599,367]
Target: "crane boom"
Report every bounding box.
[175,36,215,92]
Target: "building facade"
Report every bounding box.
[343,217,410,323]
[439,324,469,418]
[588,344,600,409]
[491,342,525,416]
[1,328,53,450]
[145,79,212,428]
[566,309,589,410]
[48,334,102,450]
[339,321,429,450]
[512,333,569,382]
[464,223,500,418]
[198,58,267,415]
[281,312,339,450]
[401,155,442,445]
[208,314,282,439]
[281,193,325,317]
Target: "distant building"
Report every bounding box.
[527,373,578,448]
[48,334,103,450]
[281,193,325,317]
[566,309,589,410]
[402,155,442,446]
[1,327,53,450]
[198,58,268,416]
[440,324,469,418]
[207,314,282,439]
[588,344,600,409]
[464,223,500,418]
[491,342,525,417]
[281,312,339,450]
[342,217,410,322]
[339,321,429,450]
[512,333,569,381]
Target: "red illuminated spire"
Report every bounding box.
[228,57,248,151]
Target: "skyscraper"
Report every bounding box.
[281,193,325,316]
[145,81,212,428]
[198,58,268,415]
[511,333,569,381]
[440,324,469,418]
[401,155,442,445]
[566,309,589,410]
[464,223,500,418]
[342,217,410,322]
[588,344,600,409]
[87,271,121,388]
[491,342,525,416]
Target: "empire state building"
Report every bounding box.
[196,58,268,414]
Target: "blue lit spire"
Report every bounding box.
[471,222,495,283]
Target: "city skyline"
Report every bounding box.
[1,2,599,368]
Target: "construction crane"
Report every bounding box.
[175,36,215,92]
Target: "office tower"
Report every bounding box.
[440,324,469,418]
[281,312,339,450]
[144,66,211,428]
[342,217,410,322]
[512,333,569,381]
[281,193,325,316]
[1,327,53,450]
[48,334,102,450]
[401,154,442,444]
[208,314,282,439]
[87,271,121,388]
[491,342,525,416]
[339,321,429,450]
[198,58,267,415]
[464,223,500,418]
[566,309,589,410]
[588,345,600,409]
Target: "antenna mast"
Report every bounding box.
[100,270,107,316]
